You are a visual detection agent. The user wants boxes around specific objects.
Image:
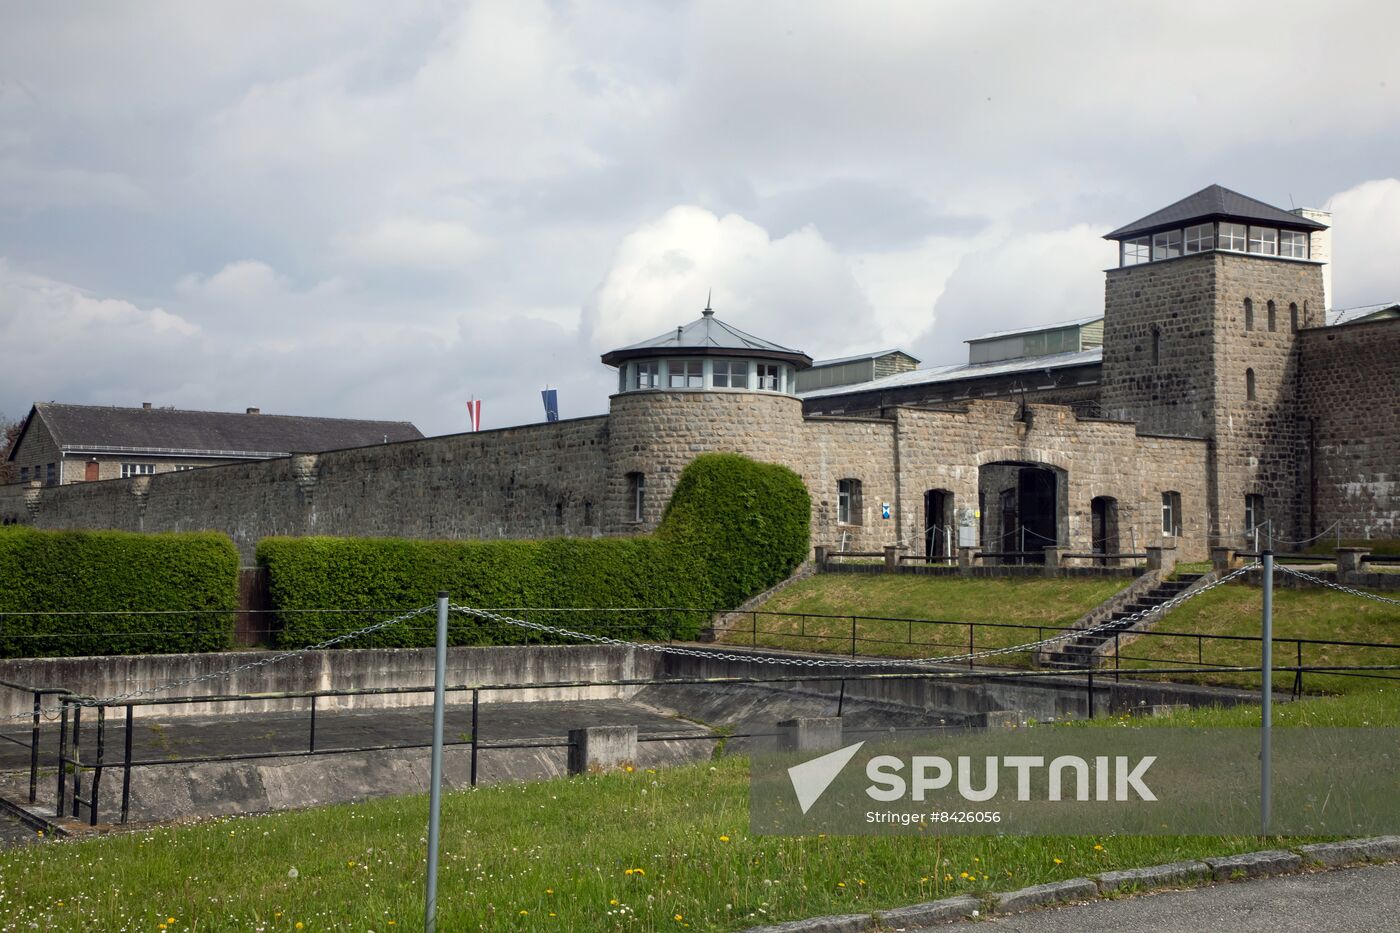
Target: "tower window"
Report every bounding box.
[1246,368,1257,401]
[1218,222,1248,252]
[555,501,564,525]
[1248,226,1278,255]
[1184,223,1215,252]
[1267,300,1277,332]
[626,472,645,522]
[1161,491,1182,537]
[837,478,863,526]
[1280,230,1309,258]
[1151,326,1161,365]
[1152,229,1182,260]
[1289,302,1299,332]
[711,359,747,389]
[633,361,660,390]
[1244,298,1254,331]
[755,363,781,392]
[1122,237,1150,265]
[583,501,593,526]
[667,360,703,389]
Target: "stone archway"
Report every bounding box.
[923,489,954,562]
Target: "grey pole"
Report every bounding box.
[425,592,449,932]
[1261,551,1273,835]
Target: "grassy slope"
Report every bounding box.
[718,575,1125,666]
[1116,582,1400,695]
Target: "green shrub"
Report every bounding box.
[261,454,811,648]
[0,527,239,658]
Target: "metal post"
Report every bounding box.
[850,617,857,657]
[1293,641,1303,699]
[469,688,480,788]
[121,705,134,825]
[1114,633,1120,682]
[968,625,975,670]
[837,679,846,718]
[309,695,317,754]
[55,701,69,818]
[1261,550,1273,835]
[89,707,105,826]
[71,704,82,818]
[425,592,450,933]
[752,612,757,648]
[29,692,40,804]
[1087,670,1095,719]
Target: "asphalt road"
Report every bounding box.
[952,862,1400,932]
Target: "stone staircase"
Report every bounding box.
[1042,573,1204,670]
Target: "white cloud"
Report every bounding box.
[337,218,493,270]
[910,225,1116,366]
[1327,178,1400,308]
[585,206,872,360]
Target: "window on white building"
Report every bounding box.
[1122,237,1151,265]
[121,463,156,478]
[711,360,747,389]
[668,360,703,389]
[633,361,660,389]
[756,363,781,391]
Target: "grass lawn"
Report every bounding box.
[1115,581,1400,695]
[3,678,1393,932]
[717,575,1126,666]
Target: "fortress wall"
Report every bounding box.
[895,402,1209,561]
[1299,318,1400,540]
[7,417,611,561]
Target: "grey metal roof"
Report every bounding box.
[1105,185,1328,240]
[600,308,813,368]
[10,403,423,461]
[809,348,920,368]
[798,347,1102,400]
[966,315,1103,344]
[1326,301,1400,327]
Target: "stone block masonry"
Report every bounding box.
[1299,317,1400,541]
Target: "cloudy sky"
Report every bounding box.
[3,1,1398,435]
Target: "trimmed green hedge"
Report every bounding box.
[0,527,239,658]
[260,454,811,648]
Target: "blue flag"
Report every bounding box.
[541,388,559,423]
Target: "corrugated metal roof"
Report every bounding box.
[966,315,1103,344]
[13,403,423,461]
[809,348,919,368]
[1326,301,1400,327]
[1105,185,1328,240]
[798,347,1102,399]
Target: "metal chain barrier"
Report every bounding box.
[0,603,437,723]
[1276,564,1400,607]
[449,564,1260,670]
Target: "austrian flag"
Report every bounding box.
[467,398,482,432]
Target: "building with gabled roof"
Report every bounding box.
[6,402,422,486]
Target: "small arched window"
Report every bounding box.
[1246,368,1257,401]
[1244,298,1254,331]
[626,472,645,523]
[1150,326,1161,365]
[583,500,594,526]
[1290,302,1299,332]
[837,478,863,525]
[1267,300,1277,332]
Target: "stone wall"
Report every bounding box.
[1299,317,1400,539]
[1102,251,1325,545]
[9,417,610,560]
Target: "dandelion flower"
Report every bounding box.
[719,835,730,843]
[1053,858,1064,865]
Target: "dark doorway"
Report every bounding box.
[924,489,953,562]
[978,461,1063,564]
[1091,496,1119,565]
